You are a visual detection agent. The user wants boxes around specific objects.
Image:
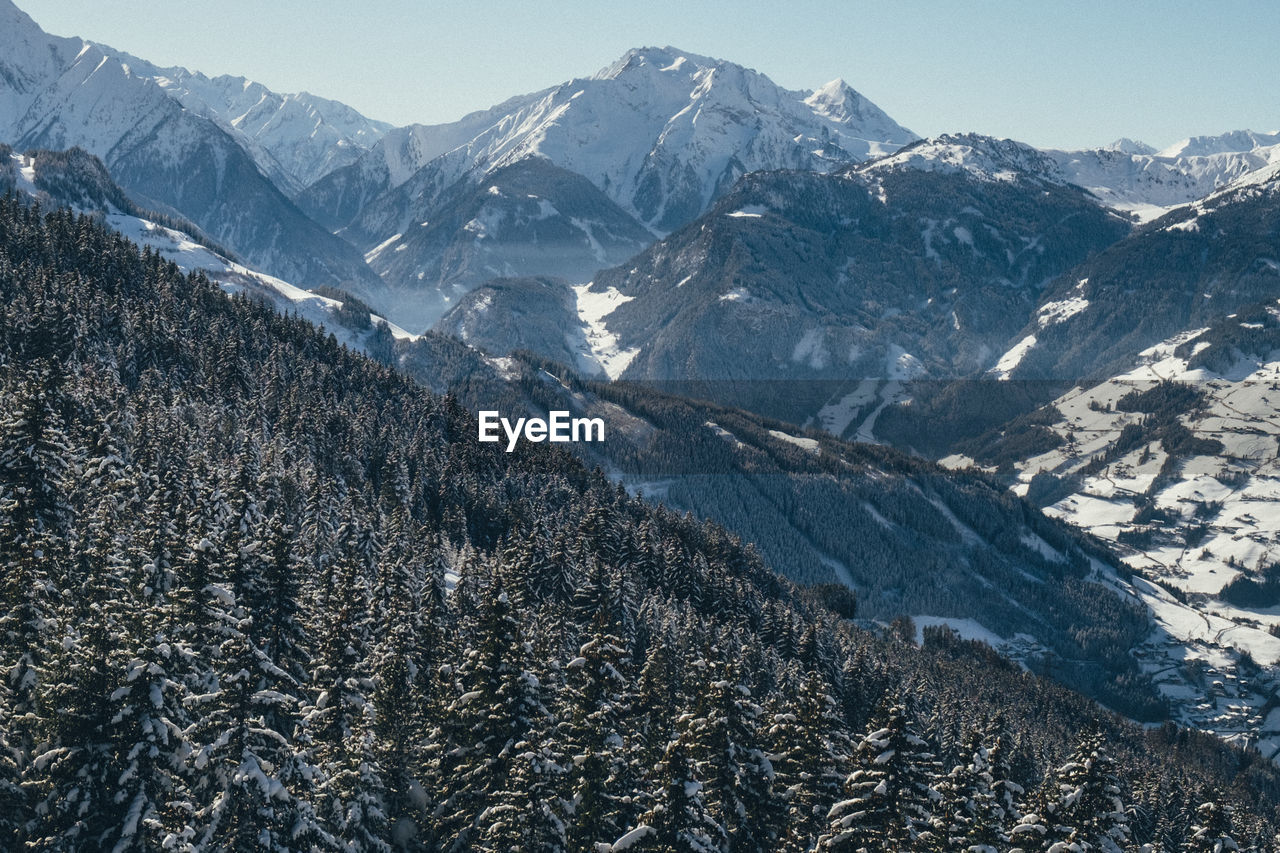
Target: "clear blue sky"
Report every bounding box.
[17,0,1280,150]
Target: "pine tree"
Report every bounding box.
[635,625,681,777]
[101,597,197,852]
[936,729,1008,852]
[562,590,641,852]
[478,735,568,853]
[308,518,388,851]
[436,583,550,852]
[369,528,433,851]
[1187,796,1239,853]
[0,365,77,848]
[27,421,137,851]
[818,704,942,852]
[185,492,326,851]
[768,671,851,852]
[688,657,780,853]
[1020,733,1132,853]
[629,730,725,853]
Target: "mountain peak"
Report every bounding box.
[594,46,721,80]
[858,132,1062,184]
[805,78,874,124]
[1104,137,1156,155]
[1158,129,1280,158]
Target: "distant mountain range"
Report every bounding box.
[5,0,1278,342]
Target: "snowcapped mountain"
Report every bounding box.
[327,50,912,241]
[299,46,917,329]
[0,0,381,290]
[858,132,1070,185]
[1046,129,1280,221]
[866,131,1280,225]
[311,47,916,243]
[298,91,552,230]
[107,54,393,192]
[991,164,1280,384]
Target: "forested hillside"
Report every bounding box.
[3,197,1280,850]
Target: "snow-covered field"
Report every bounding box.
[946,322,1280,758]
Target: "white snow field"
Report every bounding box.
[945,321,1280,759]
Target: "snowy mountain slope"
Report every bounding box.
[109,52,393,192]
[297,91,551,230]
[865,131,1280,224]
[331,46,917,249]
[3,145,409,359]
[943,306,1280,758]
[362,157,655,330]
[858,132,1070,185]
[530,141,1128,428]
[992,164,1280,384]
[431,277,642,380]
[303,47,917,330]
[0,0,381,290]
[1046,130,1280,222]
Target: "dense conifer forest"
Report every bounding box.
[4,196,1280,850]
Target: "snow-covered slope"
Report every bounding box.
[298,90,553,230]
[325,46,917,245]
[0,0,381,290]
[859,133,1069,186]
[110,53,392,192]
[4,146,410,358]
[1046,130,1280,222]
[990,163,1280,384]
[866,131,1280,225]
[944,310,1280,758]
[364,157,655,330]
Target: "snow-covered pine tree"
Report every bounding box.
[0,363,78,847]
[627,727,725,853]
[94,419,195,851]
[768,670,851,852]
[936,728,1009,852]
[478,735,569,853]
[370,515,434,851]
[308,514,389,851]
[817,703,942,852]
[27,416,141,850]
[688,655,780,853]
[1187,796,1239,853]
[1020,732,1132,853]
[184,459,326,851]
[984,716,1024,831]
[100,593,197,852]
[633,618,683,799]
[562,579,640,852]
[435,581,551,852]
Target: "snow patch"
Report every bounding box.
[1036,296,1089,328]
[571,283,640,380]
[791,329,829,370]
[768,429,820,453]
[990,334,1037,380]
